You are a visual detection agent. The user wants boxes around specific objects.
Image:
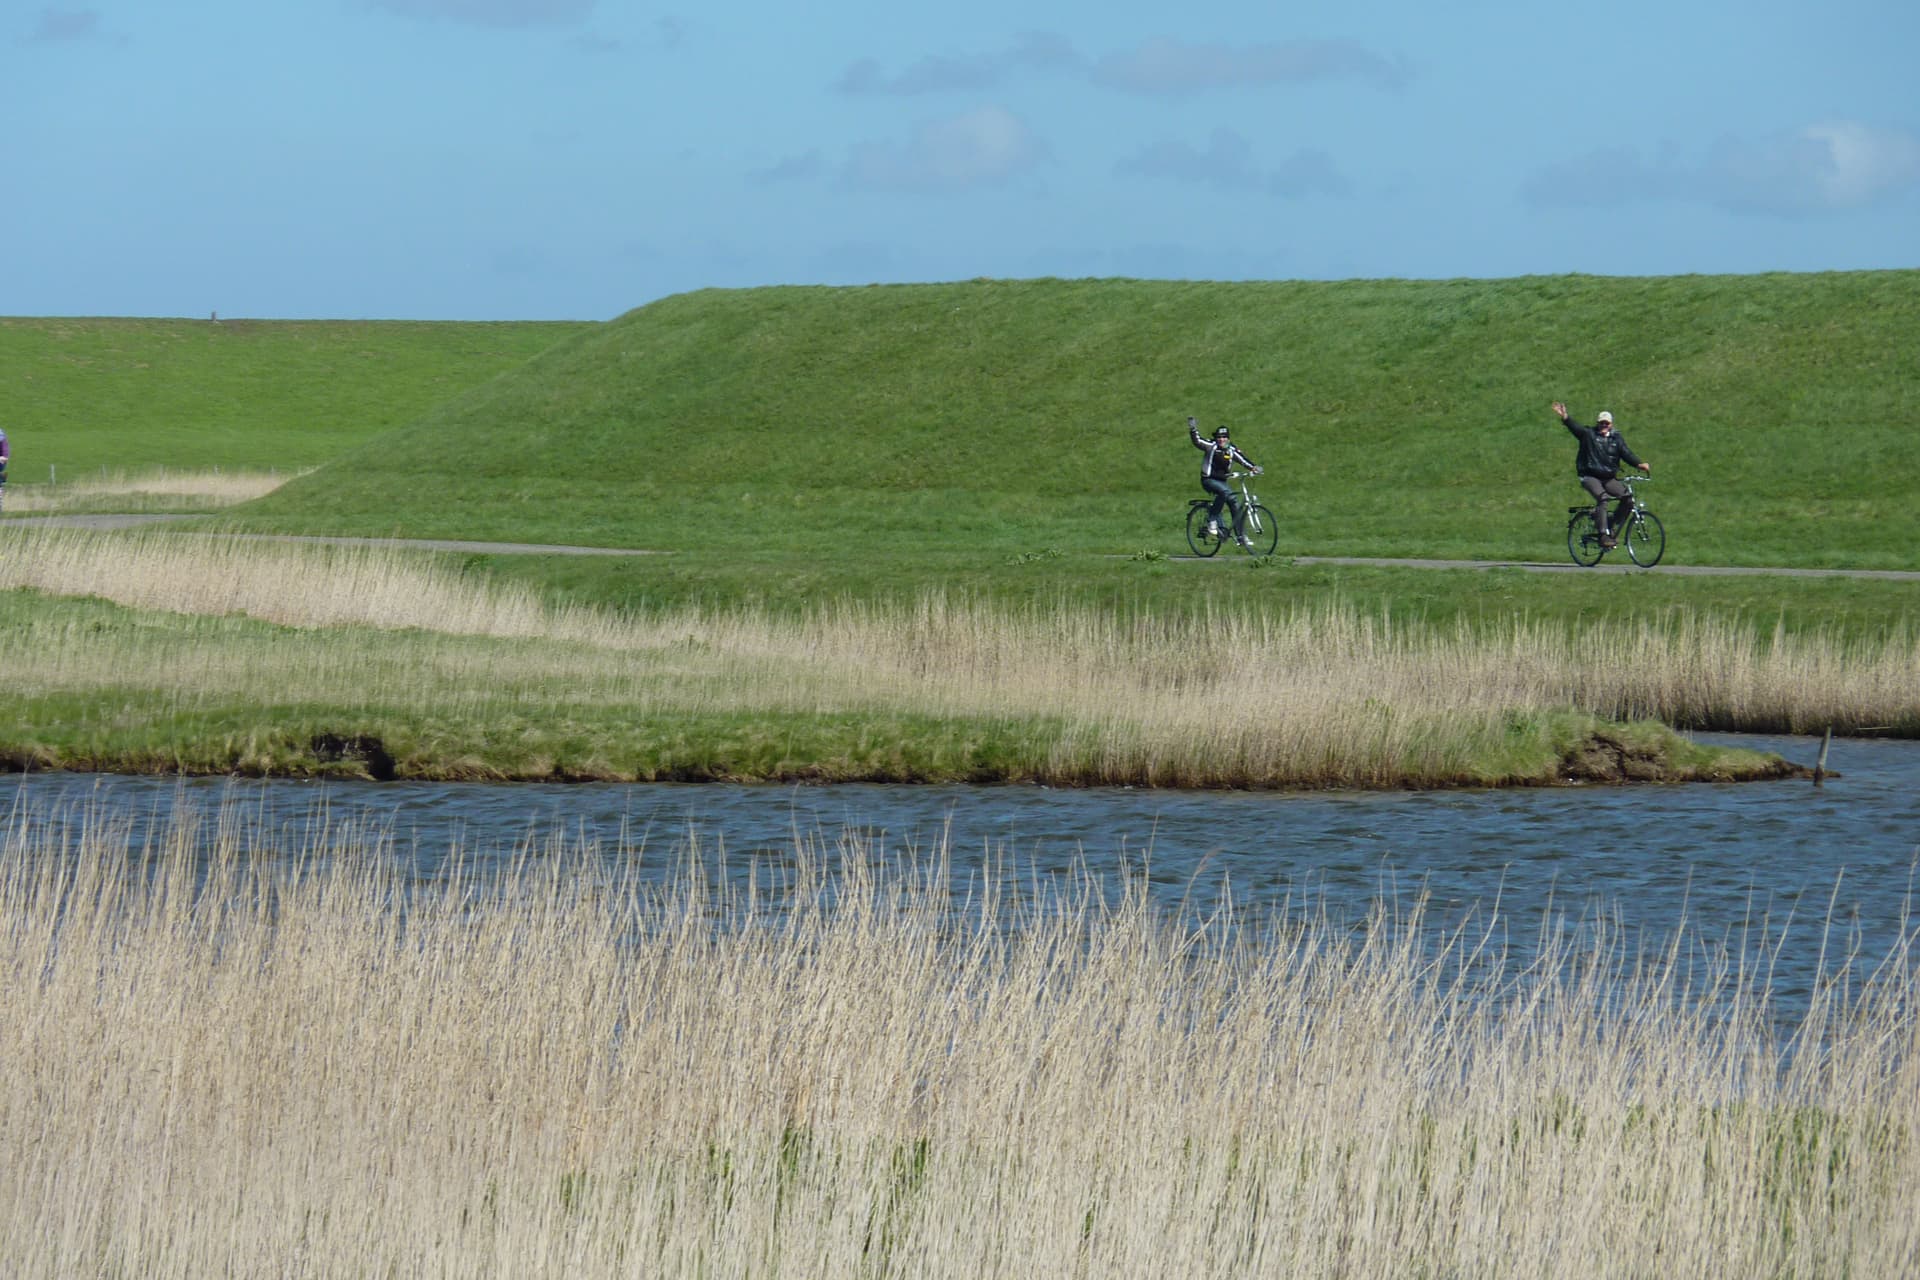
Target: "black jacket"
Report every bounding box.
[1562,416,1643,479]
[1191,425,1257,480]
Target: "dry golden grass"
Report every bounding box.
[0,807,1913,1277]
[1,524,1915,783]
[3,468,298,513]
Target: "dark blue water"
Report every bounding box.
[7,734,1916,1018]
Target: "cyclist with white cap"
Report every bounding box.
[1551,401,1648,549]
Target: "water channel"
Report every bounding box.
[7,733,1916,1024]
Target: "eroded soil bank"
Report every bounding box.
[0,728,1816,789]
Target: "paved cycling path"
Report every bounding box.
[11,515,1920,578]
[1271,555,1920,581]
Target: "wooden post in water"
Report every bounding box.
[1813,727,1832,787]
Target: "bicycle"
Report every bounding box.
[1185,471,1278,557]
[1566,475,1664,567]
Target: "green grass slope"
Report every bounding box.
[0,316,597,483]
[238,272,1920,569]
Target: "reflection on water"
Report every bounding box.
[5,734,1916,1022]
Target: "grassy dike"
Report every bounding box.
[225,271,1920,568]
[4,273,1917,785]
[0,314,596,484]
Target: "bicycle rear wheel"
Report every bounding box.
[1185,505,1225,557]
[1625,510,1666,567]
[1237,504,1279,556]
[1567,511,1604,566]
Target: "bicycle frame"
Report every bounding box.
[1567,475,1662,567]
[1186,471,1277,557]
[1212,472,1261,532]
[1618,475,1649,518]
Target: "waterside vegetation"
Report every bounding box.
[6,525,1914,785]
[2,810,1913,1275]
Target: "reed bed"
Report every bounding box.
[0,806,1913,1277]
[3,469,297,514]
[2,525,1915,783]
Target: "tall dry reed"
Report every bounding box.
[0,805,1913,1277]
[4,469,297,513]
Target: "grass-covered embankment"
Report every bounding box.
[0,315,595,484]
[5,810,1914,1274]
[223,271,1920,569]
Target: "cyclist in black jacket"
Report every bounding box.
[1552,401,1649,548]
[1188,416,1262,545]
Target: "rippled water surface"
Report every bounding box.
[8,734,1916,1017]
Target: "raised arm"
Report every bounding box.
[1552,401,1588,438]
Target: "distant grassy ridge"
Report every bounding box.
[0,315,597,483]
[223,272,1920,568]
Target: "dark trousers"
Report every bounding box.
[1580,474,1630,536]
[1202,477,1239,530]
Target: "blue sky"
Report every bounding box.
[9,0,1917,319]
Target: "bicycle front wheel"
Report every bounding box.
[1185,505,1224,557]
[1625,510,1666,567]
[1237,505,1279,556]
[1567,511,1604,566]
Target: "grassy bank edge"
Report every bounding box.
[0,709,1813,789]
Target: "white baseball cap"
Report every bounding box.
[1597,411,1613,423]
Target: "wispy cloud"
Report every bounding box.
[1092,37,1412,94]
[1524,122,1920,215]
[367,0,594,27]
[29,7,104,41]
[751,150,827,185]
[837,32,1081,95]
[1117,128,1352,198]
[837,33,1407,97]
[570,16,682,54]
[841,106,1050,193]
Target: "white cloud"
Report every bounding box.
[842,106,1049,192]
[1092,36,1411,94]
[1117,128,1351,198]
[367,0,594,27]
[1525,121,1920,215]
[1711,122,1920,212]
